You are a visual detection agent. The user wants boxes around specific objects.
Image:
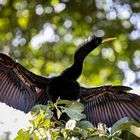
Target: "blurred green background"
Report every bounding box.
[0,0,140,87]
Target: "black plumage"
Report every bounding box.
[0,36,140,127]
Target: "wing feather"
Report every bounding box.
[0,53,49,112]
[80,85,140,127]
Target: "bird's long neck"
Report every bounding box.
[61,36,102,80]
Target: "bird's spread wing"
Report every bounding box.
[0,53,49,112]
[80,85,140,127]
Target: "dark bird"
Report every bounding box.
[0,36,140,127]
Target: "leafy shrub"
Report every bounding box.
[15,100,140,140]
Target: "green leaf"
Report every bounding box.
[56,99,75,105]
[45,105,54,119]
[111,117,140,138]
[78,120,94,129]
[119,130,140,140]
[14,129,31,140]
[42,119,51,127]
[62,101,86,120]
[31,104,48,112]
[32,133,39,140]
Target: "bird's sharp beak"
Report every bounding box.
[102,37,117,43]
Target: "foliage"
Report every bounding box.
[14,100,140,140]
[0,0,140,86]
[0,1,140,139]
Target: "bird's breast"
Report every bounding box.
[47,76,80,102]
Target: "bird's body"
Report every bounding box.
[47,36,102,103]
[0,36,140,127]
[47,76,80,102]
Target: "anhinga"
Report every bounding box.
[0,36,140,127]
